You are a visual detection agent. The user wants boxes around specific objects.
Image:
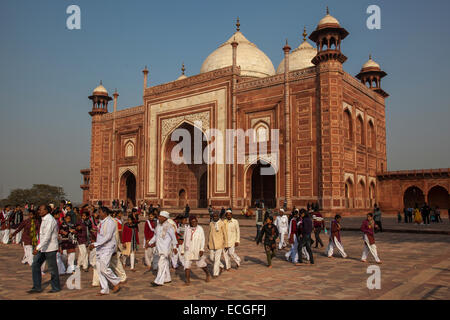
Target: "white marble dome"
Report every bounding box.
[93,83,108,96]
[362,56,381,70]
[277,40,316,74]
[200,31,275,78]
[318,13,340,27]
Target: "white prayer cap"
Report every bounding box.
[159,211,170,219]
[280,209,285,212]
[226,209,232,213]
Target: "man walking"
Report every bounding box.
[223,210,241,270]
[89,206,121,295]
[274,209,288,250]
[151,211,178,287]
[208,212,228,278]
[296,210,314,266]
[29,205,61,294]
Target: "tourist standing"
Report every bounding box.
[1,206,12,244]
[325,214,347,258]
[88,206,121,295]
[151,211,178,287]
[422,203,431,225]
[223,210,241,270]
[10,209,41,266]
[184,203,191,218]
[208,212,228,277]
[59,214,77,274]
[256,216,279,268]
[110,210,127,284]
[360,213,382,264]
[29,205,61,294]
[183,216,210,285]
[10,206,24,244]
[373,206,382,232]
[76,211,90,272]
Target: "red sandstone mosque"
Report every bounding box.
[80,10,450,215]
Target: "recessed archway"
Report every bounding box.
[427,185,450,210]
[246,160,276,209]
[161,121,208,208]
[120,170,136,207]
[403,186,425,208]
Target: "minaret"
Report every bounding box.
[231,21,239,208]
[356,55,389,97]
[309,7,349,65]
[310,8,349,211]
[142,66,149,95]
[283,39,292,209]
[111,89,119,201]
[88,81,112,204]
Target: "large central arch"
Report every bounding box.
[161,121,208,208]
[403,186,425,208]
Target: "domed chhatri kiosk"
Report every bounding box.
[81,9,450,215]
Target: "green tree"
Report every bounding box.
[1,184,66,206]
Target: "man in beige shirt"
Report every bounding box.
[223,210,241,270]
[208,212,228,277]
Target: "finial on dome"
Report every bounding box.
[303,26,307,41]
[236,17,240,31]
[369,54,372,60]
[285,38,288,46]
[181,62,185,75]
[100,80,103,85]
[326,6,329,15]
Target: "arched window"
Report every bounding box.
[344,178,354,209]
[344,109,353,141]
[253,122,269,143]
[357,180,366,208]
[125,141,135,157]
[356,116,364,145]
[367,120,376,149]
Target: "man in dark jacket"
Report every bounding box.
[296,210,314,265]
[10,205,24,244]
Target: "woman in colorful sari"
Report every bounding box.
[414,206,423,224]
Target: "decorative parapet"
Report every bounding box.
[101,105,144,121]
[145,66,238,96]
[377,168,450,180]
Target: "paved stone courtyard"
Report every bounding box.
[0,217,449,300]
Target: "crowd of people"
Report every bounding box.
[3,199,448,295]
[400,203,447,225]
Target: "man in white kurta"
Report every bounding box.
[223,210,241,270]
[89,207,121,295]
[275,209,289,250]
[183,216,210,285]
[151,211,178,287]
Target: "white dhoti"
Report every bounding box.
[22,244,33,266]
[154,253,171,285]
[362,234,381,263]
[96,250,120,294]
[144,247,157,270]
[285,235,299,263]
[56,252,66,274]
[2,229,10,244]
[278,230,287,250]
[209,249,223,276]
[184,255,207,270]
[90,248,99,286]
[110,252,127,282]
[14,230,23,244]
[326,237,347,258]
[223,246,241,269]
[63,249,76,274]
[77,244,89,270]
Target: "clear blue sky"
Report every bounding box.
[1,0,449,202]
